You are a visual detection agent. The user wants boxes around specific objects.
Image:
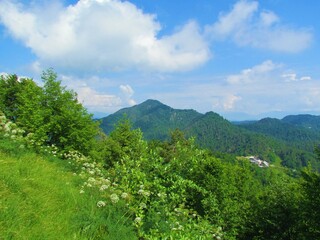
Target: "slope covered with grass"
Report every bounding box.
[0,139,136,240]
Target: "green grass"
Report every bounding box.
[0,139,136,240]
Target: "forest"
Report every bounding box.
[0,70,320,239]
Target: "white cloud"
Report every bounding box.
[120,84,136,106]
[282,73,312,82]
[206,0,313,53]
[300,76,311,81]
[223,94,242,111]
[60,75,125,113]
[259,11,279,27]
[120,84,134,97]
[282,73,298,82]
[153,61,319,116]
[227,60,280,84]
[76,86,122,112]
[207,0,258,38]
[0,0,210,73]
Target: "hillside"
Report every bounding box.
[2,71,320,239]
[184,112,276,155]
[100,99,202,140]
[100,99,319,169]
[0,139,135,240]
[282,114,320,131]
[237,117,320,151]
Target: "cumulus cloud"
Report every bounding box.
[0,0,210,73]
[206,0,313,53]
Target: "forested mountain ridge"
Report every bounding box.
[100,99,320,169]
[100,99,202,140]
[282,114,320,131]
[237,117,320,146]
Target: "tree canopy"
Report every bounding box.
[0,69,100,155]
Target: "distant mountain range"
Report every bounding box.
[99,99,320,169]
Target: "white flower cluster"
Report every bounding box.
[171,221,184,231]
[212,226,223,240]
[97,201,106,208]
[137,185,150,197]
[0,113,25,142]
[110,193,119,204]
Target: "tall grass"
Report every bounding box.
[0,138,136,240]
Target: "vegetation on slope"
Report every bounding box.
[100,99,202,140]
[1,70,320,239]
[100,99,320,170]
[282,114,320,131]
[0,138,135,240]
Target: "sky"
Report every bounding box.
[0,0,319,120]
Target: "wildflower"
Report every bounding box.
[110,193,119,204]
[97,201,106,208]
[138,189,144,195]
[157,192,167,198]
[99,185,109,191]
[121,192,128,199]
[134,217,142,224]
[88,177,96,183]
[139,203,147,209]
[143,191,150,197]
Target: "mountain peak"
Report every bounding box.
[140,99,170,108]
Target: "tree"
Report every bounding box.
[0,74,22,121]
[0,69,100,155]
[102,118,147,166]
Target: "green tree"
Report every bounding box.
[102,118,147,166]
[0,69,100,155]
[0,74,22,121]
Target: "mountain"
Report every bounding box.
[237,117,320,152]
[99,99,320,169]
[100,99,202,140]
[282,114,320,131]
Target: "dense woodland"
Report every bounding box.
[1,70,320,239]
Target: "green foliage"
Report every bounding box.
[0,69,100,155]
[299,167,320,238]
[282,114,320,131]
[100,99,320,170]
[101,118,147,166]
[2,70,320,239]
[100,99,202,140]
[0,138,136,240]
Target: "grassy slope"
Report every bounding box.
[0,140,136,240]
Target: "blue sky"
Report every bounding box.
[0,0,319,120]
